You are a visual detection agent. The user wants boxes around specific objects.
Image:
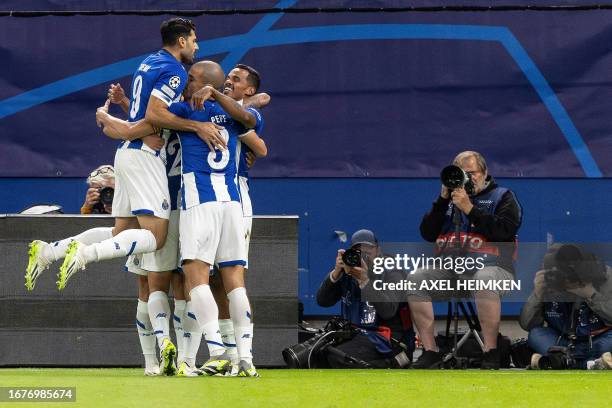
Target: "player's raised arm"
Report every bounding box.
[107,83,130,114]
[244,92,271,109]
[145,95,227,151]
[240,131,267,158]
[192,85,257,129]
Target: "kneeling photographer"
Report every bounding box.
[285,230,415,369]
[519,244,612,369]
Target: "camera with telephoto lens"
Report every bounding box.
[342,248,362,267]
[440,165,475,195]
[538,346,576,369]
[282,317,355,368]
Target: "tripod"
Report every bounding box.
[441,204,486,369]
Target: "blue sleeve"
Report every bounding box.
[168,102,190,119]
[151,64,187,106]
[246,107,264,136]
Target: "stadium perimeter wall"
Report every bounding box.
[1,177,609,316]
[0,215,297,367]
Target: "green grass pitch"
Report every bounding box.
[0,368,609,407]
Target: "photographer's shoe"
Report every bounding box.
[412,350,443,369]
[480,348,500,370]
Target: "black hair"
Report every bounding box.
[235,64,261,92]
[160,18,196,46]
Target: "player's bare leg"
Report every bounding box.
[211,274,240,374]
[57,215,167,290]
[220,265,257,377]
[183,260,229,376]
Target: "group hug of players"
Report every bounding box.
[24,18,266,377]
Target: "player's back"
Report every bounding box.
[127,50,185,122]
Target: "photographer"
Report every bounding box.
[81,165,114,214]
[408,151,522,369]
[315,229,415,368]
[519,244,612,369]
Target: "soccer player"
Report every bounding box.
[98,61,267,377]
[24,18,224,375]
[169,82,265,377]
[198,64,268,375]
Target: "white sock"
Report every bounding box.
[46,227,113,261]
[147,291,171,348]
[183,302,203,367]
[227,287,253,364]
[190,284,225,357]
[173,299,186,362]
[82,229,156,263]
[219,319,239,365]
[136,300,158,369]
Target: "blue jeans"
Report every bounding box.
[528,326,612,368]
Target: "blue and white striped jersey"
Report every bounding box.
[169,101,252,209]
[236,107,265,180]
[121,49,187,156]
[162,130,182,211]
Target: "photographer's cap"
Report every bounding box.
[351,229,378,247]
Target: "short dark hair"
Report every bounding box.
[235,64,261,92]
[160,18,195,46]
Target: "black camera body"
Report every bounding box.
[93,187,114,213]
[538,346,576,370]
[440,165,475,195]
[542,244,607,291]
[342,248,362,267]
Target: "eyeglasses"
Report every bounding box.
[89,166,114,179]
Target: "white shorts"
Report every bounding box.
[112,148,171,220]
[243,215,252,269]
[180,201,246,267]
[238,176,253,268]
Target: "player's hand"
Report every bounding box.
[191,85,217,110]
[95,99,111,128]
[332,249,346,281]
[451,187,473,215]
[195,122,227,151]
[142,134,164,151]
[84,187,100,208]
[108,83,126,104]
[440,184,450,199]
[246,151,257,168]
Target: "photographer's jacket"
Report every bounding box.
[420,176,522,273]
[520,266,612,336]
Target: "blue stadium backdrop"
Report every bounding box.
[1,0,611,314]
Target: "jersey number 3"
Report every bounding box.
[207,129,230,170]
